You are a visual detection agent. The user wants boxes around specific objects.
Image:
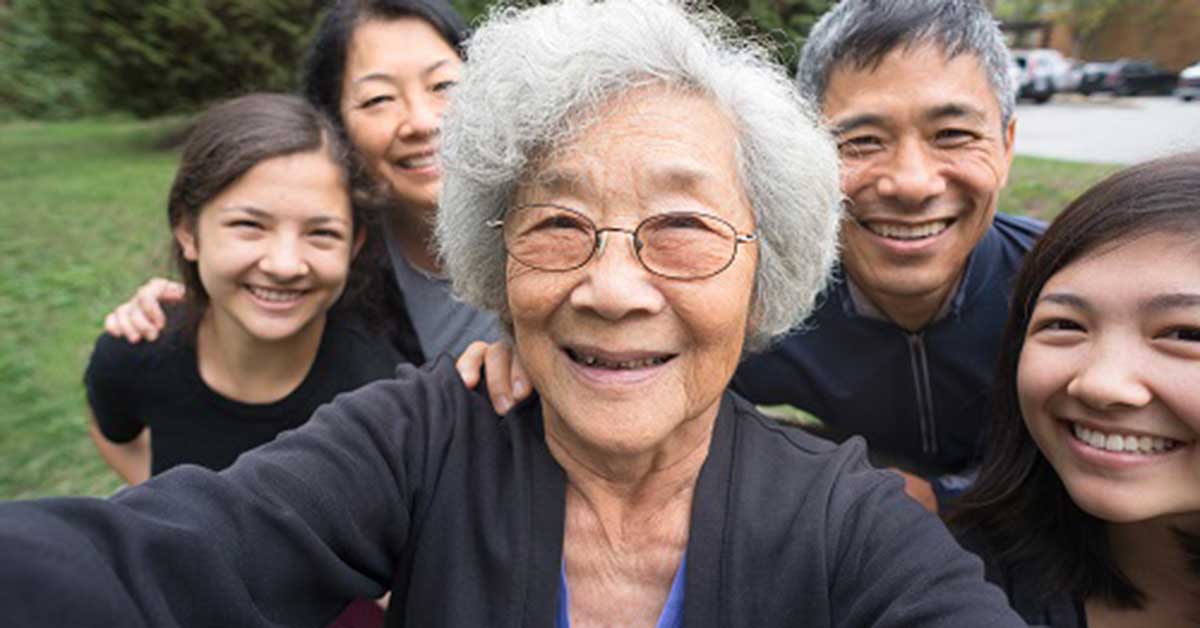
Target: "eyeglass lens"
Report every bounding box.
[502,204,742,279]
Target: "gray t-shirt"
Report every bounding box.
[387,234,500,359]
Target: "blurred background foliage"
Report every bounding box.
[0,0,833,121]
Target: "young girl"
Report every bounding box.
[85,93,403,484]
[952,152,1200,627]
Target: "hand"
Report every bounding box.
[891,468,938,513]
[455,340,530,414]
[103,278,186,343]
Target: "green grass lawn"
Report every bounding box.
[0,118,1122,500]
[0,118,180,499]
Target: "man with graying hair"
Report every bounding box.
[733,0,1044,510]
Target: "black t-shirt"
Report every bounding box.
[84,315,404,475]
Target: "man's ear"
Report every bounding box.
[174,222,198,261]
[1000,114,1017,188]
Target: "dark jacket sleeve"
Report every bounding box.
[0,359,468,627]
[83,333,147,442]
[825,443,1028,628]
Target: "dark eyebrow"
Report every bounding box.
[925,103,989,126]
[830,114,886,136]
[1037,292,1092,312]
[351,59,456,86]
[219,206,271,219]
[1143,293,1200,312]
[220,206,349,226]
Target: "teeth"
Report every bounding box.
[397,154,436,169]
[248,286,303,303]
[1071,423,1180,455]
[866,220,949,240]
[568,349,670,370]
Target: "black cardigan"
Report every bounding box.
[0,358,1026,627]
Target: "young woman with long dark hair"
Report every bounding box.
[952,152,1200,628]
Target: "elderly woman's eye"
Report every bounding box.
[527,213,590,233]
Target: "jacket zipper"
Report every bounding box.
[906,333,938,455]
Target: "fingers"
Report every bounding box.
[455,341,489,389]
[891,468,938,513]
[103,278,184,343]
[484,343,515,414]
[509,354,530,402]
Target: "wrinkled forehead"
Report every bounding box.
[514,87,751,221]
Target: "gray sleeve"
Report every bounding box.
[0,361,468,627]
[827,446,1028,628]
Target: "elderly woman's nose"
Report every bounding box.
[1065,338,1153,410]
[568,231,666,319]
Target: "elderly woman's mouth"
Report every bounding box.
[563,346,676,370]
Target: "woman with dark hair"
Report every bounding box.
[104,0,501,366]
[951,151,1200,627]
[85,92,400,485]
[84,92,400,628]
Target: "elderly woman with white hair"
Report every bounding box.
[0,2,1025,626]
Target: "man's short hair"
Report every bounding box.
[796,0,1015,128]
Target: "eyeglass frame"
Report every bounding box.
[486,202,758,280]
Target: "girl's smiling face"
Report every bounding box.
[176,149,358,346]
[1018,231,1200,524]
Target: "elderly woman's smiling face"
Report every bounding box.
[506,88,757,462]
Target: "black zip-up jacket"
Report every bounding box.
[0,359,1028,627]
[733,213,1045,482]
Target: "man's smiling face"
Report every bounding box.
[824,43,1015,330]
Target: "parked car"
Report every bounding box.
[1177,60,1200,102]
[1076,61,1115,95]
[1012,48,1073,104]
[1102,59,1178,96]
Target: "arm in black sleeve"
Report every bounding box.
[0,361,468,627]
[83,333,147,442]
[826,442,1028,628]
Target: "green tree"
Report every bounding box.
[40,0,324,118]
[705,0,837,65]
[451,0,835,67]
[0,0,102,120]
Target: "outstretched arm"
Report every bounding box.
[0,376,437,627]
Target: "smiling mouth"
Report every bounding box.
[858,219,953,241]
[1070,421,1183,455]
[393,151,438,171]
[246,285,307,304]
[564,347,675,370]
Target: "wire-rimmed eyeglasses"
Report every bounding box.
[487,203,757,280]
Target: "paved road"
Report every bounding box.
[1013,94,1200,165]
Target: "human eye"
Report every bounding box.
[933,128,980,148]
[837,135,884,159]
[359,94,394,109]
[225,218,263,230]
[431,79,457,93]
[310,227,346,240]
[647,212,726,235]
[1159,326,1200,343]
[1028,314,1087,342]
[522,208,591,234]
